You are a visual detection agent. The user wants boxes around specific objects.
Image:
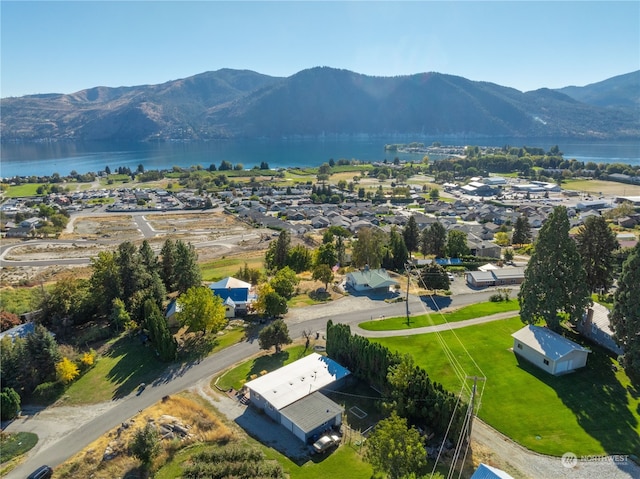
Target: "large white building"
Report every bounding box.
[244,353,351,443]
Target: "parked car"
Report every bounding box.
[312,434,341,454]
[27,465,53,479]
[447,272,455,281]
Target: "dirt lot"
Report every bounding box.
[1,211,266,286]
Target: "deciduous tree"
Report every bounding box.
[270,266,299,300]
[0,387,21,420]
[56,357,80,384]
[575,215,619,293]
[177,286,226,335]
[352,227,386,269]
[258,319,292,353]
[610,242,640,379]
[364,411,426,479]
[446,230,470,258]
[518,206,590,332]
[312,264,334,290]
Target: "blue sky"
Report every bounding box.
[1,1,638,97]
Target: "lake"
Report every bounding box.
[1,137,639,178]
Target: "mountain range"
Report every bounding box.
[1,68,638,141]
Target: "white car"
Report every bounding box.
[447,273,455,281]
[312,434,341,453]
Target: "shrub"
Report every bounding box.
[0,387,21,420]
[32,381,64,403]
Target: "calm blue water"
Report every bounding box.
[1,137,639,178]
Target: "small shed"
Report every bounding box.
[466,270,495,287]
[512,325,590,375]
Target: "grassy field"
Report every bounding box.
[0,285,48,314]
[359,300,520,331]
[200,254,264,282]
[60,326,246,405]
[562,178,640,196]
[373,317,640,457]
[1,183,46,198]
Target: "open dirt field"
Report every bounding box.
[563,179,640,196]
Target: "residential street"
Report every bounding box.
[3,290,639,479]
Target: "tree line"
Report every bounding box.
[326,320,464,439]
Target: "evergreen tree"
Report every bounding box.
[512,215,532,246]
[518,206,590,332]
[610,242,640,379]
[402,216,420,257]
[89,251,121,317]
[419,263,450,291]
[575,215,619,293]
[139,240,159,276]
[388,227,408,271]
[446,230,470,258]
[143,299,177,361]
[24,325,61,394]
[0,387,21,420]
[420,221,447,257]
[265,230,291,271]
[116,241,144,303]
[174,240,202,294]
[129,423,161,469]
[160,238,177,291]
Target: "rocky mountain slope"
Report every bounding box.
[2,67,638,141]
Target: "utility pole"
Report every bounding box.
[466,376,477,445]
[405,263,411,326]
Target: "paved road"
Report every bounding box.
[3,290,516,479]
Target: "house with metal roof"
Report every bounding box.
[470,463,514,479]
[578,303,623,356]
[345,268,399,293]
[511,325,590,375]
[244,353,350,443]
[209,276,255,313]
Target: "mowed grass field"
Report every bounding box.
[372,317,640,457]
[563,178,640,196]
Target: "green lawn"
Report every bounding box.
[1,183,46,198]
[359,300,520,331]
[372,317,640,457]
[61,326,246,404]
[0,432,38,463]
[215,344,316,391]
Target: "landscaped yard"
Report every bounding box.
[372,316,640,457]
[359,300,520,331]
[60,325,246,405]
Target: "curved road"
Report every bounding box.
[4,293,640,479]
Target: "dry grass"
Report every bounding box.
[563,179,640,196]
[55,394,235,479]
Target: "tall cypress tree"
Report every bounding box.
[518,206,591,332]
[402,216,419,258]
[575,215,619,293]
[160,239,177,291]
[174,240,202,294]
[610,242,640,379]
[512,215,532,246]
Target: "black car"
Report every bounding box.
[27,465,53,479]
